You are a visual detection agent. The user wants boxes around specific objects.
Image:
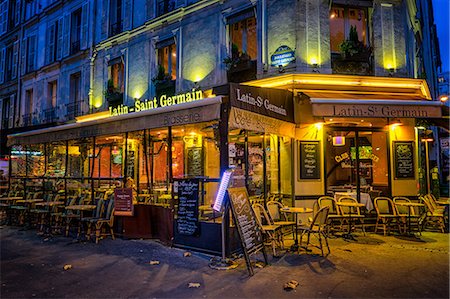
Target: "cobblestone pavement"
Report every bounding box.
[1,226,449,298]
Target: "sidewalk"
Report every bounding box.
[1,226,449,298]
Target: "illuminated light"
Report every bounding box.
[157,132,161,135]
[309,57,318,65]
[440,95,448,102]
[376,147,380,151]
[415,126,426,130]
[314,122,323,129]
[76,111,110,123]
[189,131,196,136]
[330,13,336,19]
[213,169,233,212]
[333,136,345,146]
[111,146,120,155]
[329,118,333,122]
[172,53,176,57]
[360,119,364,122]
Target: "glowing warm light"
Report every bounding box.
[314,122,323,129]
[309,57,318,65]
[76,111,110,123]
[91,97,103,108]
[440,95,448,102]
[330,13,336,19]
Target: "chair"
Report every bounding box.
[318,196,343,233]
[420,196,445,233]
[252,203,283,256]
[81,198,105,239]
[93,198,115,243]
[297,206,330,256]
[374,197,401,236]
[337,196,366,235]
[266,200,296,238]
[63,195,84,236]
[393,197,425,235]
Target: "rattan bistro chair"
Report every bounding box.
[297,206,330,256]
[337,196,366,235]
[252,203,283,256]
[374,197,401,236]
[93,198,115,243]
[318,196,343,233]
[420,195,446,233]
[266,200,296,238]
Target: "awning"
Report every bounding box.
[310,98,443,118]
[7,96,223,146]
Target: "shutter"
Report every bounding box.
[80,3,88,49]
[12,40,18,79]
[14,0,20,25]
[56,17,63,60]
[0,47,5,84]
[122,0,132,30]
[0,1,7,34]
[101,0,109,40]
[21,37,27,75]
[28,35,36,71]
[46,23,54,64]
[62,14,70,57]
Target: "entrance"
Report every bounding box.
[325,127,389,202]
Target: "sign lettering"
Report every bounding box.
[312,104,442,118]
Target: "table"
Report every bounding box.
[280,207,313,250]
[335,201,365,240]
[394,202,424,236]
[335,192,373,211]
[65,205,97,239]
[0,197,23,201]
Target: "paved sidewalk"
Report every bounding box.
[1,226,449,298]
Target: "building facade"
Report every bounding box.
[1,0,444,252]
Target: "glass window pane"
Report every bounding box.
[46,142,66,177]
[348,8,367,45]
[330,7,345,52]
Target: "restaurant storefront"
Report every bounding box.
[6,84,295,254]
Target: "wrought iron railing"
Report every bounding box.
[109,21,123,37]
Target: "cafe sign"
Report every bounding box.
[270,45,295,67]
[109,89,204,116]
[312,103,442,118]
[230,83,294,123]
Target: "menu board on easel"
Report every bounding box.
[175,179,200,236]
[227,187,267,276]
[393,141,415,179]
[299,141,321,180]
[114,188,134,216]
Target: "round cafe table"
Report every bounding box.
[280,207,313,250]
[394,202,424,236]
[335,201,365,240]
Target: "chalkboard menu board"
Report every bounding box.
[299,141,321,180]
[175,179,200,236]
[126,150,135,178]
[187,147,203,177]
[114,188,134,216]
[227,187,264,255]
[393,141,415,179]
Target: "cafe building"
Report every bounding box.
[6,76,443,253]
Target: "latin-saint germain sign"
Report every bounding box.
[312,104,442,118]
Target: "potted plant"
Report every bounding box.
[339,25,371,59]
[152,65,175,96]
[223,44,253,71]
[104,79,123,105]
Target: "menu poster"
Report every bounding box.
[126,150,135,178]
[393,141,415,179]
[187,147,203,177]
[114,188,134,216]
[176,180,200,236]
[299,141,321,180]
[227,187,266,276]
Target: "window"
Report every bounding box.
[68,72,81,118]
[24,0,37,20]
[157,42,176,81]
[26,35,37,72]
[109,0,123,36]
[157,0,175,16]
[24,88,33,125]
[106,58,124,105]
[0,0,7,35]
[9,0,21,28]
[48,81,57,108]
[46,21,58,64]
[229,12,257,61]
[330,6,368,53]
[70,8,82,54]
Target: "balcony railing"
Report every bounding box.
[70,41,80,55]
[22,113,33,127]
[331,52,374,76]
[109,21,123,37]
[66,101,83,120]
[43,108,57,123]
[157,0,175,16]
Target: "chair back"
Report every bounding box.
[338,196,361,215]
[103,199,115,225]
[94,199,105,218]
[393,196,411,216]
[425,194,439,211]
[420,196,434,214]
[266,200,283,222]
[310,206,330,231]
[318,196,340,215]
[252,203,273,227]
[374,197,396,216]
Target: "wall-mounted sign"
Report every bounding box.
[393,141,415,179]
[270,45,295,67]
[299,141,321,180]
[230,84,294,123]
[312,103,442,118]
[109,89,204,116]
